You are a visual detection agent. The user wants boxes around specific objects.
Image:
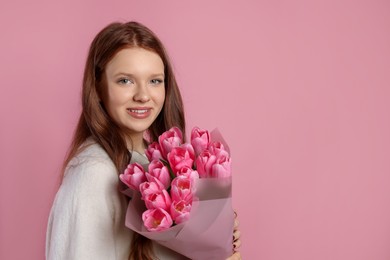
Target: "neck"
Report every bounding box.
[126,132,145,154]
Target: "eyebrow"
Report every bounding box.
[113,72,165,78]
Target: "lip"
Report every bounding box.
[127,107,152,119]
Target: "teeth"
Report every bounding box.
[130,109,148,114]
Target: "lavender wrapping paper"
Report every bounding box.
[125,177,234,260]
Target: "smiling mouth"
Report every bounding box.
[128,109,149,114]
[127,108,152,119]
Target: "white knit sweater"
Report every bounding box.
[46,141,187,260]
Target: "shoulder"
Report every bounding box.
[50,140,123,224]
[47,141,132,259]
[61,141,118,197]
[67,140,115,171]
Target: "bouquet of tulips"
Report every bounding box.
[120,127,234,259]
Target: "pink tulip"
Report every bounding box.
[119,162,146,191]
[146,160,171,189]
[158,127,183,159]
[191,127,210,156]
[208,141,230,158]
[170,200,192,224]
[145,142,163,162]
[176,166,199,182]
[210,154,232,178]
[195,150,217,178]
[142,208,173,231]
[171,176,195,203]
[143,189,172,211]
[167,144,195,175]
[139,180,164,199]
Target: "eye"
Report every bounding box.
[150,78,164,85]
[117,78,134,85]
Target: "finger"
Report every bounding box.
[234,219,240,230]
[226,251,241,260]
[233,239,242,251]
[233,230,241,241]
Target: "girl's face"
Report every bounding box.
[103,47,165,141]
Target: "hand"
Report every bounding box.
[233,210,241,251]
[226,210,242,260]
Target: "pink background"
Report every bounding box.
[1,1,390,259]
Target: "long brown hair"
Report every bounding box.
[63,21,185,260]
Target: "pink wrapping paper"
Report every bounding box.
[125,176,234,259]
[210,128,231,154]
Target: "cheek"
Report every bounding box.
[106,88,128,107]
[161,87,166,103]
[153,88,166,109]
[104,89,128,120]
[160,91,166,107]
[159,92,166,111]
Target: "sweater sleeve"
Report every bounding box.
[46,145,132,260]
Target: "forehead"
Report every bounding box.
[105,47,164,76]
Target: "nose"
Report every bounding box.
[133,84,150,103]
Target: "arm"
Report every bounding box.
[46,149,131,260]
